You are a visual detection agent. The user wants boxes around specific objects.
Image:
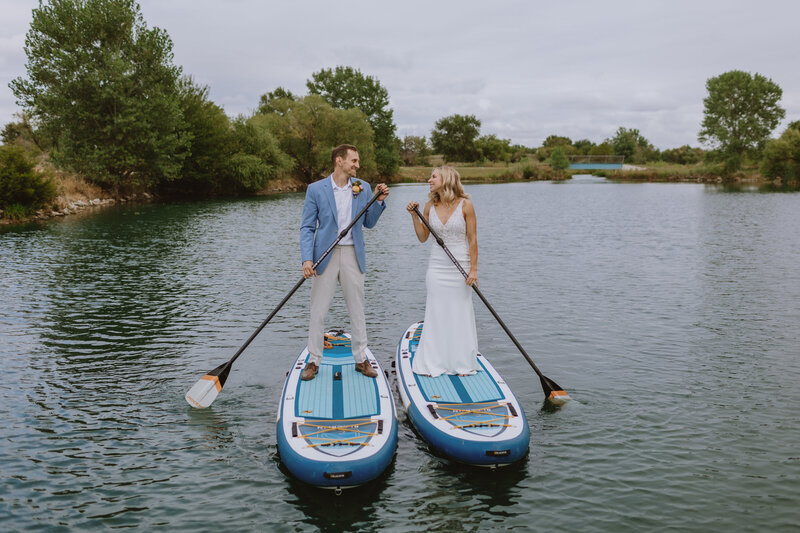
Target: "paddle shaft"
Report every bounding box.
[225,190,383,367]
[411,205,562,395]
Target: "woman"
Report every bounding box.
[406,166,481,377]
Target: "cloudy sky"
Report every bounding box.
[2,0,798,149]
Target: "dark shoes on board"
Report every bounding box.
[300,360,378,381]
[301,362,318,381]
[355,361,378,378]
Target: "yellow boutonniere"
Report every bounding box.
[351,180,362,197]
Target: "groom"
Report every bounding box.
[299,144,390,381]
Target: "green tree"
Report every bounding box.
[257,94,376,184]
[257,87,297,115]
[475,134,512,162]
[761,123,800,182]
[224,117,292,193]
[609,127,657,164]
[307,66,399,177]
[542,135,572,148]
[9,0,187,189]
[2,113,49,155]
[171,77,232,194]
[661,145,704,165]
[588,142,614,156]
[699,70,785,170]
[431,114,481,162]
[573,139,595,155]
[548,146,570,170]
[165,78,291,196]
[400,135,430,166]
[0,145,57,214]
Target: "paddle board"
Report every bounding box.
[277,330,397,489]
[395,321,530,466]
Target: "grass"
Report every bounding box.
[394,157,566,182]
[52,170,105,209]
[609,161,765,183]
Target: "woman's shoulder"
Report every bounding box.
[460,198,476,220]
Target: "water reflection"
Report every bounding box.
[283,464,393,533]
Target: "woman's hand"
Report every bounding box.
[466,270,478,287]
[406,201,419,215]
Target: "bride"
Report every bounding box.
[406,166,481,377]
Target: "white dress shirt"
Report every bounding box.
[331,176,354,245]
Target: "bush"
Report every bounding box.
[761,127,800,182]
[0,145,57,215]
[522,164,536,179]
[1,203,33,220]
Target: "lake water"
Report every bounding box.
[1,178,799,532]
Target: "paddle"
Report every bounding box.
[186,189,384,408]
[411,205,570,405]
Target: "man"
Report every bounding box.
[299,144,390,381]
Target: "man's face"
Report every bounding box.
[338,150,360,176]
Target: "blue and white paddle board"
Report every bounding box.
[396,321,530,466]
[277,331,398,489]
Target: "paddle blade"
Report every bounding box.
[185,361,232,408]
[540,375,570,405]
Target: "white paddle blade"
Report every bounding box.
[547,390,571,406]
[185,375,222,408]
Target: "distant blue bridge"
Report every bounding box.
[569,155,624,170]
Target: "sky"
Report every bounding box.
[1,0,799,150]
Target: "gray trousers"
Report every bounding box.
[307,245,367,365]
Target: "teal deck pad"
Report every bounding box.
[409,324,503,404]
[296,363,333,418]
[296,345,379,419]
[414,363,503,403]
[342,365,378,418]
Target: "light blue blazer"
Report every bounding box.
[300,176,386,275]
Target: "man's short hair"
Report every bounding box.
[331,144,358,167]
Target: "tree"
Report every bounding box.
[699,70,785,170]
[661,145,704,165]
[761,123,800,182]
[542,135,572,148]
[9,0,187,188]
[171,77,232,194]
[548,146,570,171]
[2,113,49,154]
[257,94,376,183]
[475,134,512,162]
[588,142,614,156]
[573,139,595,155]
[224,117,292,193]
[400,135,430,166]
[307,66,399,177]
[0,145,57,214]
[609,127,657,164]
[431,114,481,162]
[257,87,297,115]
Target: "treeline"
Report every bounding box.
[2,0,403,219]
[397,70,798,183]
[3,1,800,220]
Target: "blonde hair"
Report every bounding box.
[429,166,469,205]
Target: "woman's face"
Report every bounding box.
[428,170,443,193]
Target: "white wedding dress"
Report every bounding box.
[412,199,480,377]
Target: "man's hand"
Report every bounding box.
[376,183,390,202]
[302,260,316,279]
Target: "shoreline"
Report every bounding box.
[1,170,788,226]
